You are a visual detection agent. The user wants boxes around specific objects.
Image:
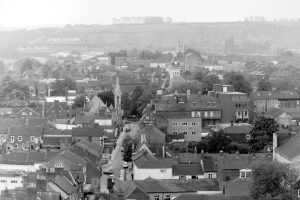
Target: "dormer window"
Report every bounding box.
[240,169,252,178]
[55,163,63,168]
[18,136,22,142]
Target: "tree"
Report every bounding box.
[122,136,136,162]
[121,92,132,117]
[257,78,273,91]
[224,71,252,94]
[20,58,33,74]
[204,130,232,153]
[251,162,296,200]
[51,78,77,96]
[98,91,114,107]
[202,74,221,91]
[249,114,279,152]
[0,80,30,100]
[172,82,202,94]
[73,95,87,108]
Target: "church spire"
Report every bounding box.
[114,77,122,115]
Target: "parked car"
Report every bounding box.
[103,167,114,175]
[123,161,128,168]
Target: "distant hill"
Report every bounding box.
[1,21,300,56]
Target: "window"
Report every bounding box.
[192,122,197,126]
[50,168,55,172]
[244,110,248,117]
[11,136,15,142]
[160,169,166,173]
[192,132,196,135]
[212,102,216,107]
[204,111,208,117]
[0,180,7,183]
[246,134,251,140]
[210,111,213,117]
[154,195,160,200]
[29,112,32,116]
[22,112,26,116]
[240,169,252,178]
[55,163,63,168]
[172,122,178,126]
[191,111,195,118]
[11,180,17,183]
[172,132,178,135]
[182,122,187,126]
[18,136,22,142]
[197,111,201,117]
[208,173,213,178]
[15,144,18,148]
[183,131,188,135]
[207,102,211,107]
[164,195,171,200]
[29,182,36,187]
[192,102,197,106]
[30,136,34,142]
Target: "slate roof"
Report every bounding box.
[0,151,58,165]
[218,153,272,170]
[71,127,104,137]
[37,191,61,200]
[124,183,149,200]
[8,126,42,136]
[172,164,204,176]
[175,194,249,200]
[223,125,252,135]
[134,178,220,193]
[275,133,300,161]
[136,124,166,146]
[251,91,300,100]
[0,118,24,134]
[53,175,77,195]
[134,156,174,169]
[223,178,251,196]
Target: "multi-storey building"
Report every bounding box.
[250,91,300,120]
[154,90,221,141]
[6,126,43,151]
[210,84,250,123]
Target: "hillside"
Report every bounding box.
[1,21,300,56]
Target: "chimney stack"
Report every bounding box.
[162,145,165,158]
[187,90,190,98]
[235,151,239,158]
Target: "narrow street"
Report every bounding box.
[100,123,139,193]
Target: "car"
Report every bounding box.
[120,169,125,175]
[125,128,131,132]
[110,174,115,179]
[123,162,128,168]
[103,167,114,175]
[121,147,124,152]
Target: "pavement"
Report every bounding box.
[100,123,139,193]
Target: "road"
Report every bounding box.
[100,123,139,192]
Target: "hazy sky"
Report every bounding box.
[0,0,299,29]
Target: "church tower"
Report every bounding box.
[114,77,122,116]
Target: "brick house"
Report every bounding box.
[154,91,221,142]
[210,84,250,123]
[6,126,43,151]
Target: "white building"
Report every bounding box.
[0,170,24,192]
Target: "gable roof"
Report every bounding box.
[137,124,166,146]
[134,156,173,169]
[8,126,42,136]
[251,91,300,100]
[71,127,104,137]
[223,178,251,196]
[134,178,220,193]
[0,151,58,165]
[0,118,24,134]
[175,194,249,200]
[172,164,204,176]
[275,133,300,161]
[218,153,272,170]
[223,125,252,135]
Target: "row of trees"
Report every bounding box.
[122,86,156,118]
[187,69,253,94]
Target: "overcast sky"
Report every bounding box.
[0,0,299,29]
